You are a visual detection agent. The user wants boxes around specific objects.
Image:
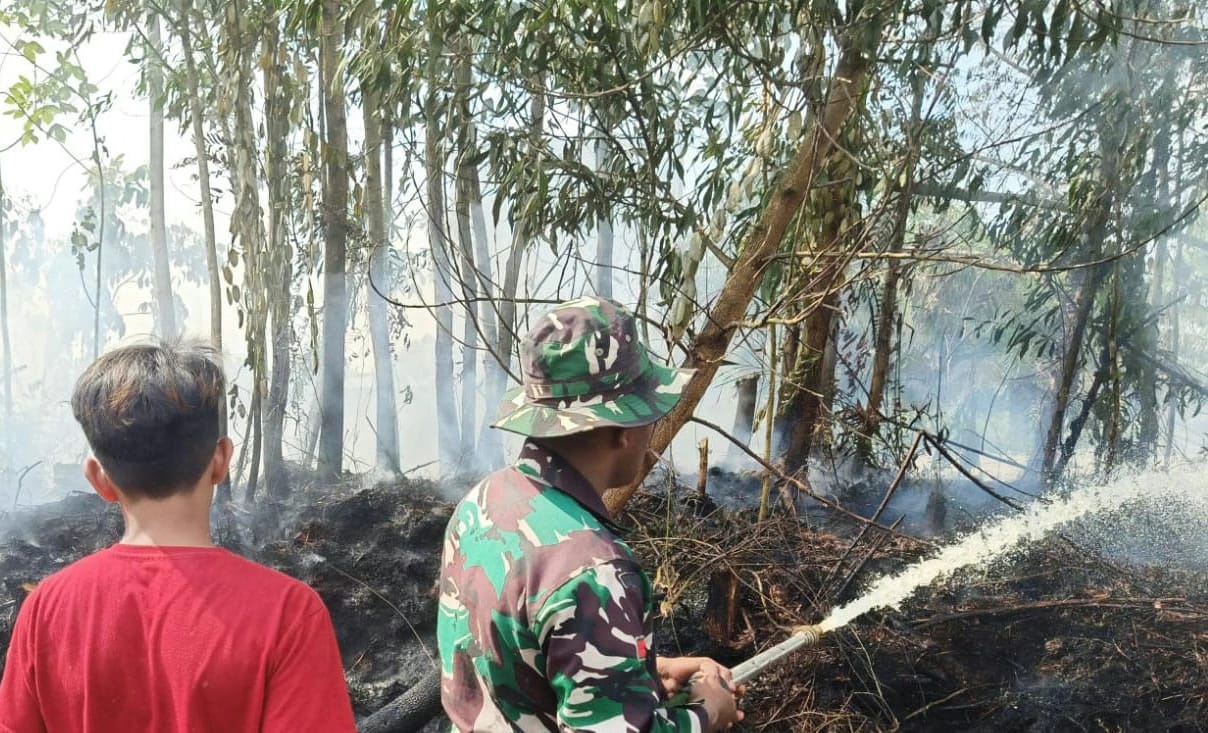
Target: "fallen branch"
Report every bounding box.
[902,685,978,721]
[922,434,1024,512]
[358,669,443,733]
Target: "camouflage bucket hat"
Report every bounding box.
[492,297,693,438]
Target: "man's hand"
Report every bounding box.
[658,657,745,731]
[685,672,743,731]
[657,657,742,697]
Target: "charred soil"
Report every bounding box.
[1,472,1206,732]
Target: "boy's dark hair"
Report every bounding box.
[71,341,225,499]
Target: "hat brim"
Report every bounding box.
[491,363,694,438]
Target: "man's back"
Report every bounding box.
[0,544,357,733]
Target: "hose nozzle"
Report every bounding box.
[789,623,823,648]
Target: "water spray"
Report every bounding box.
[725,466,1205,687]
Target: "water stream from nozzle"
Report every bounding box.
[733,465,1204,683]
[818,465,1202,633]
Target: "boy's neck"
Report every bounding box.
[118,486,215,548]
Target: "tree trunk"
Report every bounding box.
[865,45,929,447]
[91,130,106,360]
[1162,241,1183,465]
[177,0,229,502]
[1040,266,1110,480]
[363,87,401,476]
[485,79,546,464]
[424,14,462,474]
[773,122,862,475]
[262,21,293,499]
[468,163,503,467]
[453,37,477,465]
[1139,128,1172,460]
[221,0,268,500]
[0,163,11,445]
[246,385,263,499]
[317,0,349,481]
[777,288,841,472]
[728,375,758,459]
[1040,213,1115,477]
[604,8,885,516]
[147,14,177,341]
[595,138,614,299]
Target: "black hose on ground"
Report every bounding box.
[359,668,443,733]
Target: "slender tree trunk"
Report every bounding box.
[1041,121,1122,482]
[469,166,503,467]
[147,13,177,341]
[245,386,263,499]
[262,22,293,499]
[363,87,401,476]
[424,15,462,474]
[177,0,229,501]
[866,60,928,445]
[453,37,478,465]
[1041,234,1114,478]
[773,131,861,474]
[317,0,349,481]
[1041,266,1110,480]
[91,138,105,360]
[1162,241,1183,465]
[778,288,841,472]
[728,375,758,459]
[0,163,10,436]
[595,138,614,298]
[1139,128,1172,460]
[486,78,546,464]
[605,7,886,515]
[223,0,268,500]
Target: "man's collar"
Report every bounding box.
[514,440,620,531]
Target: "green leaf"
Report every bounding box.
[18,40,44,63]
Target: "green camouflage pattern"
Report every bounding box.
[492,297,692,438]
[438,441,708,732]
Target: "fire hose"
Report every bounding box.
[730,624,826,685]
[364,625,828,732]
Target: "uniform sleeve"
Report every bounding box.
[0,591,48,733]
[535,561,709,732]
[261,587,358,733]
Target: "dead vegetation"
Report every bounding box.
[622,480,1208,732]
[2,472,1206,732]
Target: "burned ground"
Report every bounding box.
[1,472,1205,732]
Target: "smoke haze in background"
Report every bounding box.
[1,24,1206,511]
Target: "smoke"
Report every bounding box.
[3,15,1208,518]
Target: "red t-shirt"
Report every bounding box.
[0,544,358,732]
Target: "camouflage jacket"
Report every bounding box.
[438,441,708,732]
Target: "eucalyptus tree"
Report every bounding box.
[349,0,403,477]
[173,0,224,370]
[972,2,1208,482]
[145,11,177,341]
[0,166,10,430]
[315,0,350,481]
[421,2,464,472]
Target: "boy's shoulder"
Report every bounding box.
[33,545,321,605]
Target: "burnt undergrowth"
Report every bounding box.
[1,466,1205,732]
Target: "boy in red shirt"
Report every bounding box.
[0,342,357,732]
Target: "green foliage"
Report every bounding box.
[6,0,1208,482]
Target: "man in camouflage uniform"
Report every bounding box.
[438,297,743,732]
